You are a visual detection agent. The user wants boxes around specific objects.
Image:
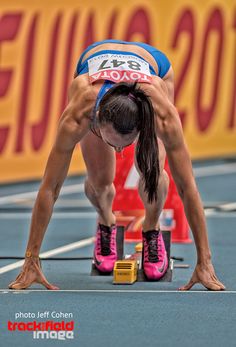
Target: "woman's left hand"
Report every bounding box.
[178,262,225,291]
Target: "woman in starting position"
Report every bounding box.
[9,40,225,291]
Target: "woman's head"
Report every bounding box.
[99,122,138,152]
[97,82,159,203]
[98,83,141,138]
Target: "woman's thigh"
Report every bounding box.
[80,131,116,187]
[134,138,166,178]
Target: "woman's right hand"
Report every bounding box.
[8,257,59,290]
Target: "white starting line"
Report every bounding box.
[0,289,235,294]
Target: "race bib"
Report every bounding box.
[88,54,152,84]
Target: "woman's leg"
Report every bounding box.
[138,170,169,231]
[135,139,169,230]
[80,131,118,272]
[80,131,116,226]
[135,139,169,280]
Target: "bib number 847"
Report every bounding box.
[98,59,141,71]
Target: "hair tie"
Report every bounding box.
[127,93,136,101]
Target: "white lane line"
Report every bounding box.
[7,199,92,208]
[0,289,235,294]
[218,202,236,211]
[205,210,236,217]
[0,237,95,275]
[56,200,92,207]
[0,212,97,219]
[0,183,84,205]
[194,162,236,177]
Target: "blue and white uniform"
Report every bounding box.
[76,40,171,110]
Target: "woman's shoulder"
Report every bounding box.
[139,76,166,96]
[69,75,101,102]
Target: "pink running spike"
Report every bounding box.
[93,224,118,272]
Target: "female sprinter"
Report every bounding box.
[9,40,225,291]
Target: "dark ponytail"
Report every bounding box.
[133,87,159,203]
[98,82,159,203]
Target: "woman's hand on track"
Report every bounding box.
[179,262,225,291]
[8,257,59,290]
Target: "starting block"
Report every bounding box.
[90,226,173,284]
[113,259,138,284]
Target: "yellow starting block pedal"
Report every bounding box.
[113,260,138,284]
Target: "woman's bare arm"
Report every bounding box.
[147,79,225,290]
[9,78,94,290]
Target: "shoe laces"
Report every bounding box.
[144,231,162,263]
[100,227,112,256]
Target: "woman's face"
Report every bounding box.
[99,123,138,152]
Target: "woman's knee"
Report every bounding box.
[84,178,115,200]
